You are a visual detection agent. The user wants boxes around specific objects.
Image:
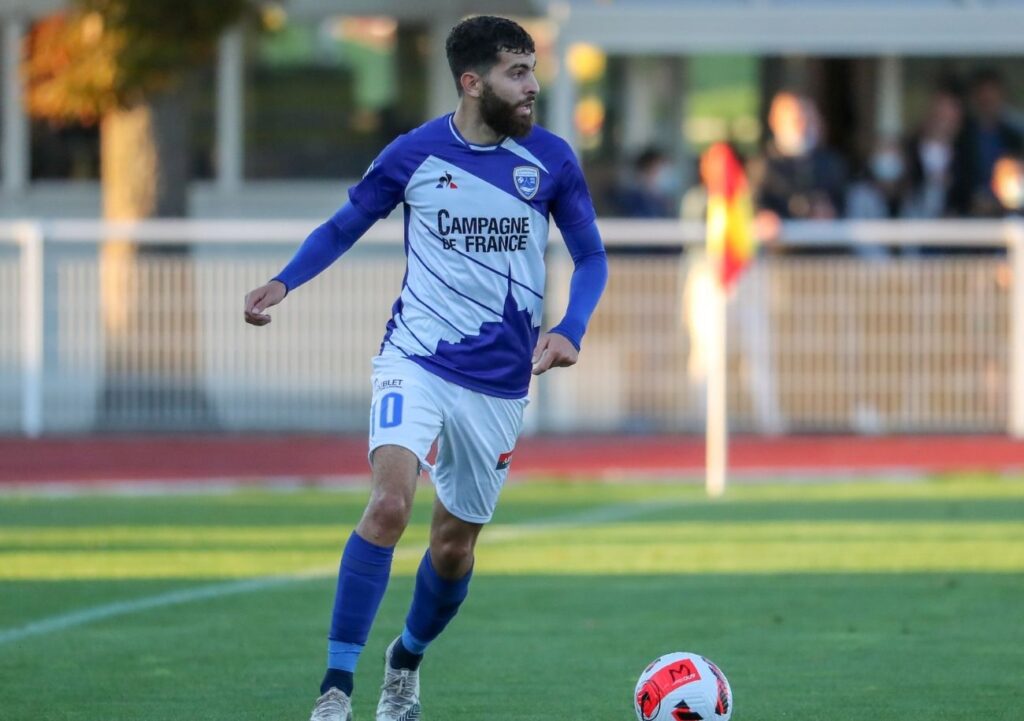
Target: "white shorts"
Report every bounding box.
[368,354,528,524]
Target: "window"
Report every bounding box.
[244,14,424,179]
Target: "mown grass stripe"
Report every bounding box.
[0,498,682,647]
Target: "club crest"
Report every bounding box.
[513,166,540,200]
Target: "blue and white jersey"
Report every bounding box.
[348,114,596,399]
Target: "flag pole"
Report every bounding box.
[700,142,754,499]
[705,272,727,498]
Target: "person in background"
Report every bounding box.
[847,137,908,220]
[844,138,909,260]
[748,91,848,241]
[744,91,846,430]
[903,82,964,219]
[949,68,1024,217]
[610,146,679,218]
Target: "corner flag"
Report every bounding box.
[700,142,756,497]
[702,142,756,290]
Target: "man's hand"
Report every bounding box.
[531,332,579,375]
[244,280,287,326]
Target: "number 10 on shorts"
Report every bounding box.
[372,392,404,433]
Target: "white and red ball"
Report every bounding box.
[634,652,733,721]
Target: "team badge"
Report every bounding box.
[513,166,540,200]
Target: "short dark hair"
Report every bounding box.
[932,75,964,101]
[635,147,668,173]
[971,67,1005,91]
[445,16,535,95]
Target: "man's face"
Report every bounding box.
[479,50,539,138]
[928,93,963,140]
[769,94,816,157]
[973,81,1005,124]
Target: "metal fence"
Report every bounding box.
[1,219,1022,437]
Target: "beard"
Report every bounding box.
[480,82,534,138]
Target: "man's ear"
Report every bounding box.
[461,71,483,98]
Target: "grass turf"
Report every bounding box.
[0,476,1022,720]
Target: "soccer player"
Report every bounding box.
[243,16,607,721]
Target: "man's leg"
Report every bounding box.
[390,387,526,667]
[391,497,482,669]
[320,445,419,697]
[376,388,524,720]
[375,498,481,721]
[312,355,446,720]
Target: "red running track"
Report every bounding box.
[0,435,1022,485]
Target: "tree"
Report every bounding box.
[24,1,252,428]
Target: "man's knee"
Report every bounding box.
[359,445,418,544]
[430,533,475,578]
[366,491,412,531]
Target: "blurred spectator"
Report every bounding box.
[610,146,679,218]
[949,68,1024,217]
[846,137,908,219]
[748,91,848,237]
[903,83,964,218]
[845,138,910,260]
[991,153,1024,216]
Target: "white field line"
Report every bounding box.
[0,498,682,648]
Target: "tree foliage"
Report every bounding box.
[25,0,252,124]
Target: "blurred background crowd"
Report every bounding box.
[13,6,1024,231]
[618,70,1024,230]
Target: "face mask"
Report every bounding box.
[651,165,680,196]
[920,141,951,176]
[870,152,904,182]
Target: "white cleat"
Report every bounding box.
[375,638,422,721]
[310,687,353,721]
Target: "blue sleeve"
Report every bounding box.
[271,203,376,294]
[550,151,598,232]
[548,220,608,350]
[347,136,410,219]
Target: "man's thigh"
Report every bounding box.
[368,355,448,474]
[431,390,528,524]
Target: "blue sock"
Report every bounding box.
[325,531,394,679]
[397,551,472,660]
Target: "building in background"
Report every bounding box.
[2,1,1024,219]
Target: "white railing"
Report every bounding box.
[1,219,1022,437]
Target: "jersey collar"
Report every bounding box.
[448,113,505,152]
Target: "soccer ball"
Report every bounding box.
[634,652,733,721]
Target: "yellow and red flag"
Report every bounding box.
[702,142,756,289]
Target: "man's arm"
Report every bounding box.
[532,220,608,374]
[243,203,376,326]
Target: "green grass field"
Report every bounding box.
[1,476,1022,720]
